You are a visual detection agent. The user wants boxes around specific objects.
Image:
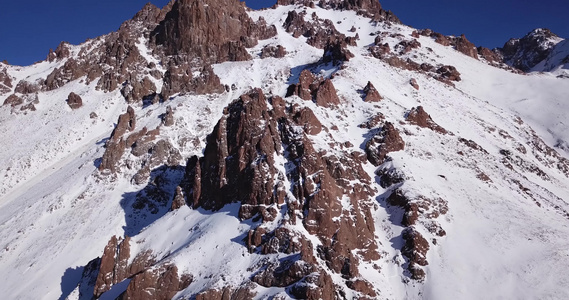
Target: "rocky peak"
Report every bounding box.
[150,0,276,63]
[498,28,563,71]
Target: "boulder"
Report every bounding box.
[67,92,83,109]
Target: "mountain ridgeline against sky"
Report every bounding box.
[1,0,569,299]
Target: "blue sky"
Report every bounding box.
[0,0,566,66]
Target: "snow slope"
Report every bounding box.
[1,2,569,300]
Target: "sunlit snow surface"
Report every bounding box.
[1,4,569,300]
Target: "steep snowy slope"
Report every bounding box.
[1,1,569,300]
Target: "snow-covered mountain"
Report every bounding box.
[1,0,569,299]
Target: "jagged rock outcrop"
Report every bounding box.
[94,236,132,297]
[163,105,175,126]
[0,66,12,94]
[195,284,257,300]
[2,94,23,107]
[151,0,276,63]
[498,28,561,71]
[365,122,405,166]
[118,264,192,300]
[436,65,461,83]
[278,0,400,23]
[99,106,137,173]
[181,88,282,218]
[94,236,158,298]
[283,10,355,63]
[66,92,83,109]
[409,78,419,90]
[362,81,382,102]
[406,106,447,134]
[402,228,430,280]
[260,45,287,58]
[47,42,71,62]
[286,69,341,107]
[14,80,40,94]
[454,34,479,59]
[172,87,381,296]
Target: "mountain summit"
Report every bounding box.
[1,1,569,299]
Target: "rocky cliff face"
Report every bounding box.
[497,28,563,71]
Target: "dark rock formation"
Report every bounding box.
[362,81,382,102]
[99,106,137,173]
[173,87,380,295]
[0,66,12,94]
[454,34,478,59]
[365,122,405,166]
[286,69,341,107]
[2,94,23,107]
[94,236,157,298]
[395,39,421,54]
[181,89,282,218]
[150,0,276,63]
[478,46,501,63]
[406,106,447,134]
[161,64,224,100]
[409,78,419,90]
[402,228,430,280]
[436,65,461,82]
[14,80,40,94]
[121,77,156,103]
[66,92,83,109]
[497,28,560,71]
[163,105,175,126]
[118,264,192,300]
[47,42,71,62]
[260,45,287,58]
[283,10,354,63]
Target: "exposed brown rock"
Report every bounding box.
[315,79,341,107]
[286,70,341,107]
[365,122,405,166]
[362,81,382,102]
[260,45,287,59]
[2,94,23,107]
[346,279,377,297]
[406,106,447,134]
[409,78,419,90]
[47,42,71,62]
[163,105,175,126]
[14,80,40,94]
[454,34,479,59]
[433,33,451,46]
[478,46,501,63]
[161,64,224,100]
[67,92,83,109]
[286,69,317,101]
[369,43,391,59]
[0,67,12,94]
[118,264,192,300]
[195,284,257,300]
[395,39,421,54]
[99,106,136,173]
[402,228,430,280]
[358,113,384,129]
[151,0,276,63]
[291,106,323,135]
[436,65,461,82]
[182,89,282,217]
[94,236,132,297]
[121,77,156,103]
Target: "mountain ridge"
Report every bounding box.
[1,1,569,299]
